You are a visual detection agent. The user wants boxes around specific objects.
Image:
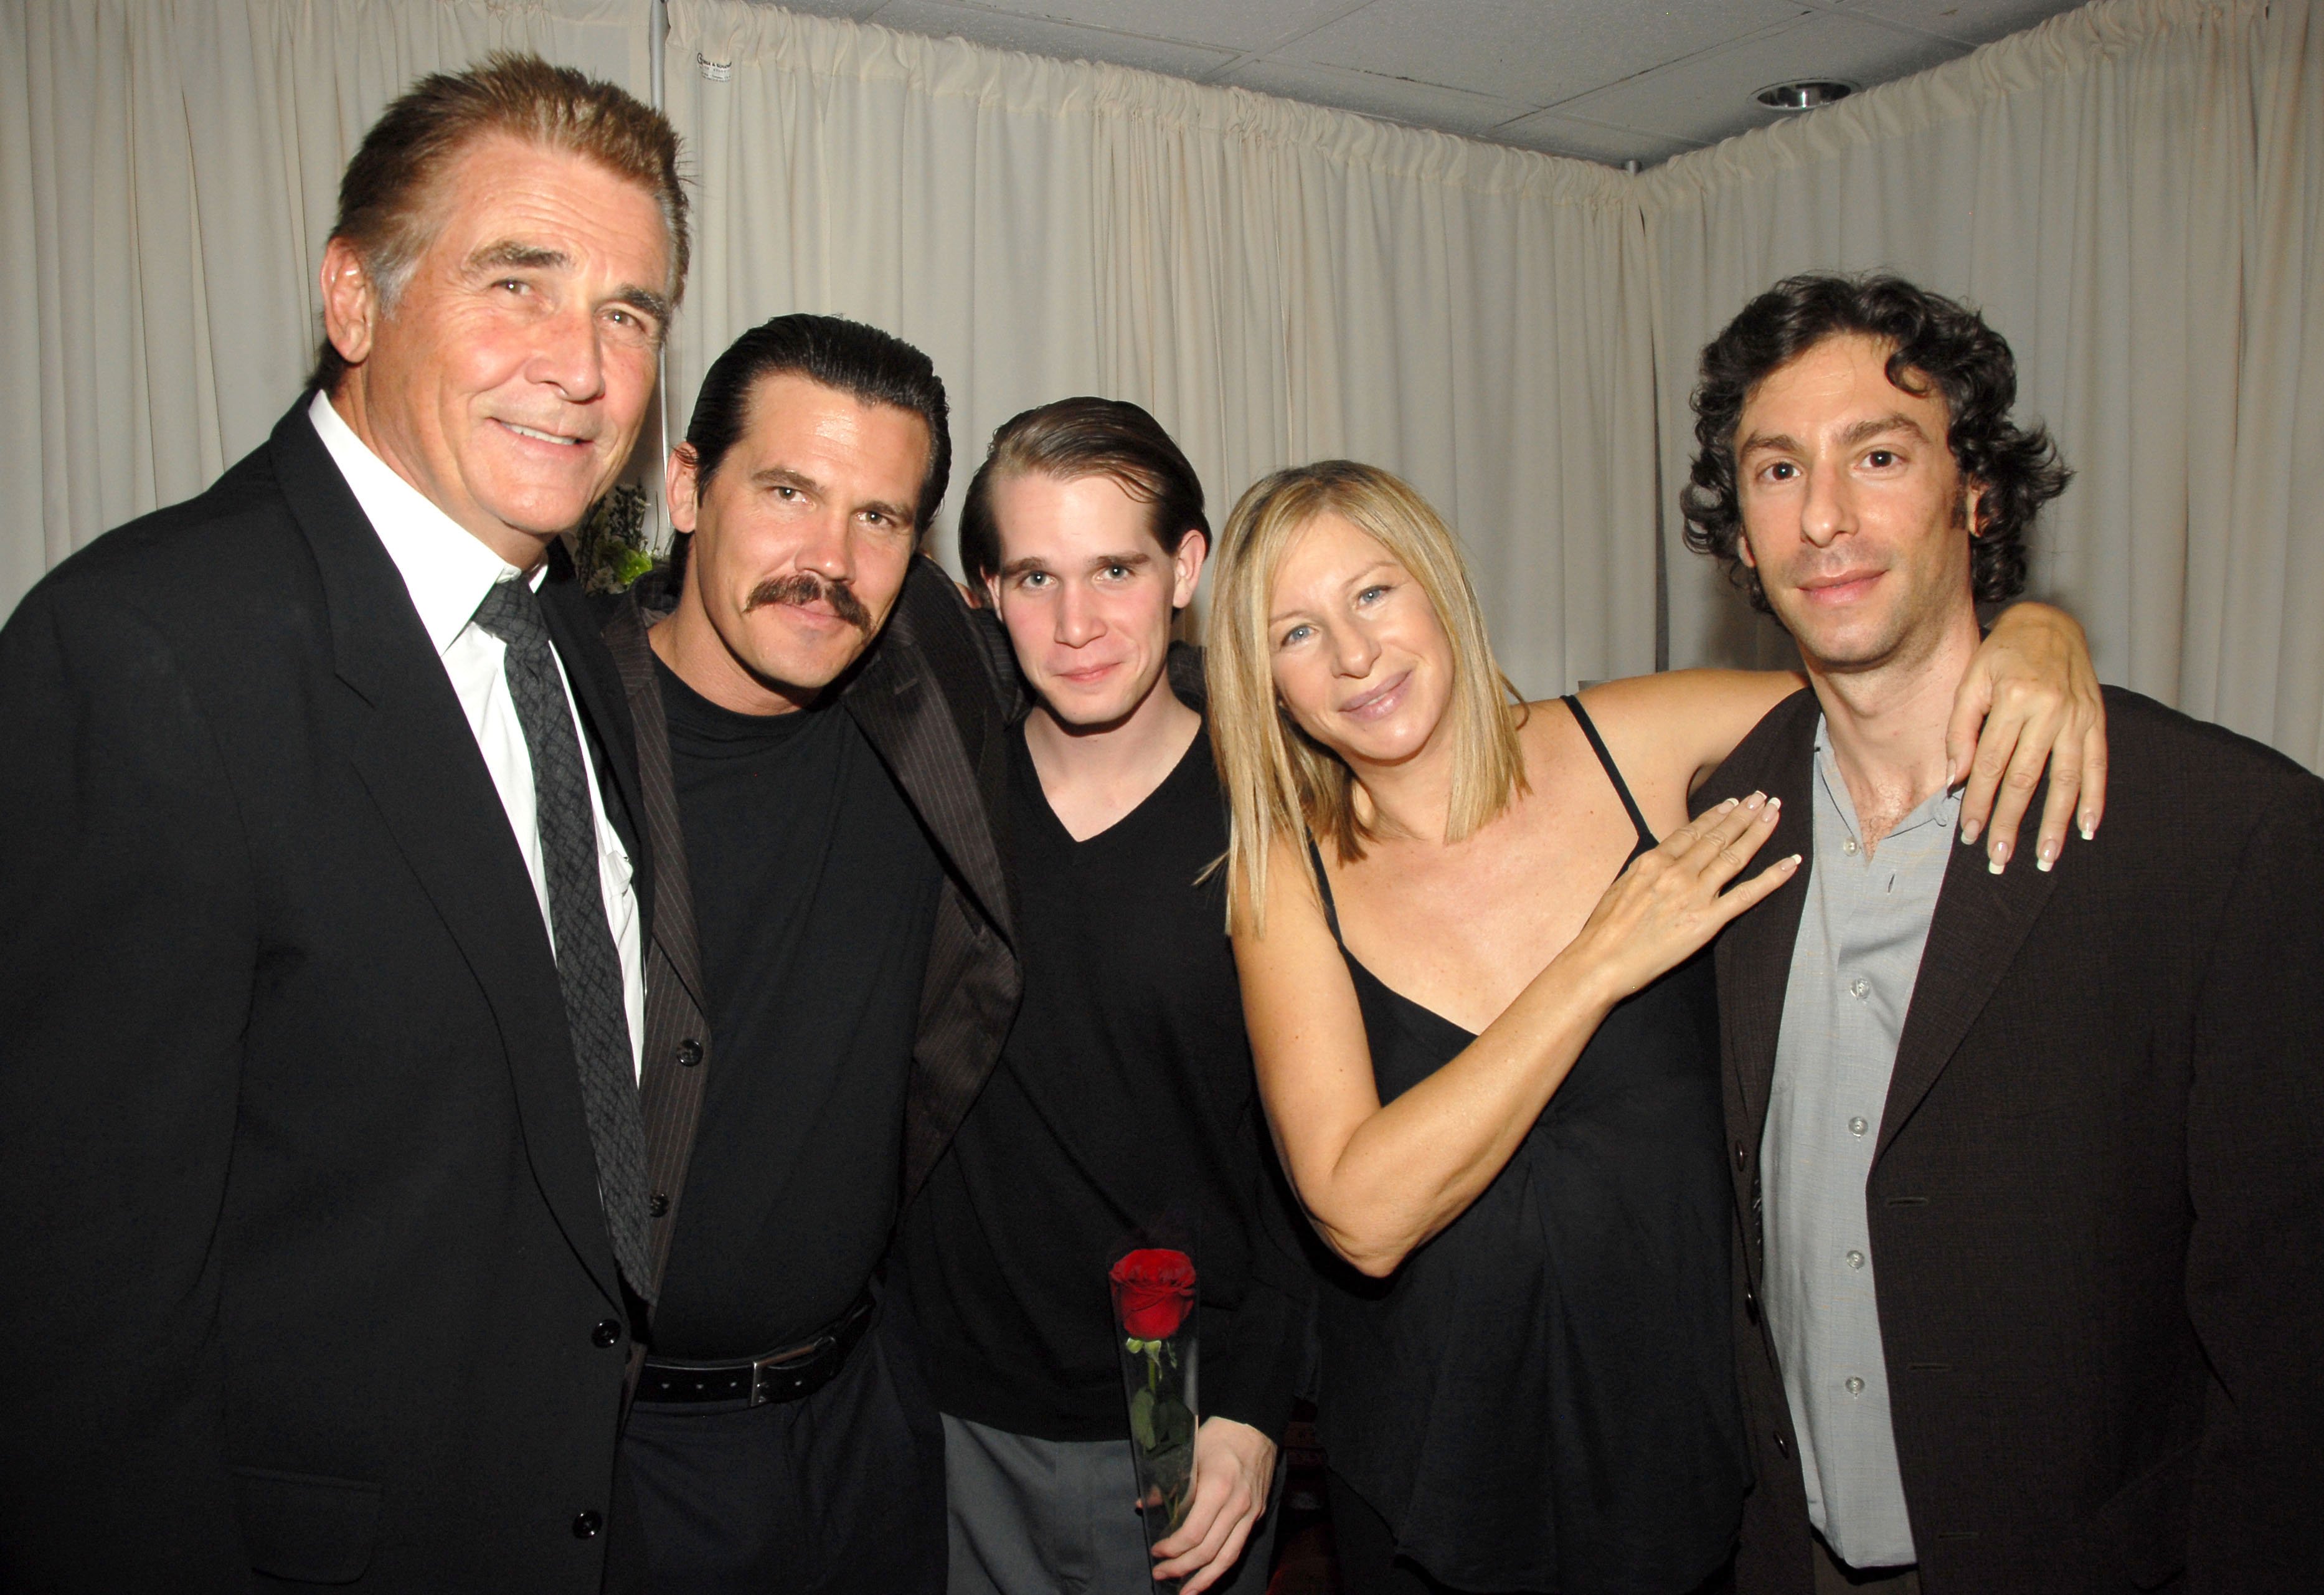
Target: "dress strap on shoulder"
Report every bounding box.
[1561,694,1656,856]
[1305,833,1348,945]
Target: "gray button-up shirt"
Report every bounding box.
[1761,717,1959,1570]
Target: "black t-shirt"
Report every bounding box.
[900,719,1310,1442]
[651,655,943,1359]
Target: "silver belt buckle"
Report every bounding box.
[749,1332,837,1406]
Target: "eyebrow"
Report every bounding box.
[1739,412,1929,461]
[1838,412,1930,450]
[1267,561,1396,625]
[464,240,672,327]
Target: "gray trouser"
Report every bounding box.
[942,1413,1282,1594]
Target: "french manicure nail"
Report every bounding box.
[1960,820,1982,845]
[2080,820,2095,841]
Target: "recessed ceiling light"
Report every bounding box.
[1755,79,1855,111]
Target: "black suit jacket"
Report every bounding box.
[1697,687,2324,1595]
[600,558,1020,1299]
[0,400,653,1593]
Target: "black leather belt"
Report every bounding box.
[634,1292,876,1407]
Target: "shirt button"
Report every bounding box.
[591,1319,620,1348]
[677,1038,703,1067]
[648,1190,670,1218]
[1849,977,1871,1000]
[1846,1249,1865,1270]
[1842,836,1859,855]
[1849,1116,1868,1137]
[1846,1375,1866,1395]
[572,1511,603,1539]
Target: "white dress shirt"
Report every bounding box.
[308,391,645,1079]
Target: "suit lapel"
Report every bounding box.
[844,557,1015,947]
[273,404,622,1306]
[539,549,652,928]
[1714,699,1820,1158]
[600,593,706,1013]
[1876,778,2062,1163]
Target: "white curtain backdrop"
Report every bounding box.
[0,0,651,615]
[663,0,1660,696]
[3,0,2319,759]
[1641,0,2324,767]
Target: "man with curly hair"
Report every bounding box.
[1686,274,2324,1594]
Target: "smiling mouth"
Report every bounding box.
[500,421,587,448]
[1797,570,1882,602]
[1339,670,1410,721]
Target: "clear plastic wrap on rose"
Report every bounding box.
[1110,1247,1199,1570]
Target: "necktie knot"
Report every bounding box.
[473,574,549,652]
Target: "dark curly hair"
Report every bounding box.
[1679,273,2071,612]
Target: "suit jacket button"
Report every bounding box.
[1774,1431,1791,1460]
[1734,1141,1748,1171]
[648,1191,670,1218]
[592,1319,621,1348]
[1744,1289,1760,1325]
[677,1038,703,1067]
[572,1510,603,1539]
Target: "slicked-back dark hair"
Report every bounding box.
[312,52,687,393]
[957,397,1208,597]
[683,313,952,535]
[1680,272,2071,612]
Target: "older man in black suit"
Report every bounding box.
[1687,274,2324,1594]
[0,54,684,1591]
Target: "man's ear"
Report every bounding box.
[1735,526,1759,570]
[1963,483,1988,537]
[318,236,379,373]
[666,443,702,535]
[1170,528,1209,610]
[980,569,1006,611]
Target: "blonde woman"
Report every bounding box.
[1206,462,2102,1595]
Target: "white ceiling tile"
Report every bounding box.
[1823,0,2084,47]
[1222,56,1534,138]
[951,0,1366,54]
[863,0,1241,75]
[1275,0,1811,109]
[1494,108,1702,167]
[1550,10,1962,143]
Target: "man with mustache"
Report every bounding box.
[1687,274,2324,1593]
[1,55,681,1591]
[597,313,1016,1592]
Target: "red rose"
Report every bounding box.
[1109,1248,1197,1340]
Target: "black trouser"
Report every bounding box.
[617,1292,946,1594]
[1328,1470,1736,1595]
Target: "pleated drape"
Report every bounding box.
[1641,0,2324,765]
[4,0,2320,760]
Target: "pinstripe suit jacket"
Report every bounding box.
[600,558,1019,1297]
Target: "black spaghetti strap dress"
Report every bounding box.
[1310,697,1748,1594]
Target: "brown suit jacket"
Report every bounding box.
[1697,686,2324,1595]
[599,557,1019,1297]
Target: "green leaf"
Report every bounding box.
[1130,1386,1156,1451]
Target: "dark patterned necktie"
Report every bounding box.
[473,576,654,1302]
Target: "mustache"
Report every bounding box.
[744,571,872,632]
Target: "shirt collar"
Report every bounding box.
[306,390,532,657]
[1810,713,1962,848]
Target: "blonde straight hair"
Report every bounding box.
[1205,461,1528,930]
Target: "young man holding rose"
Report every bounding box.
[897,399,1313,1594]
